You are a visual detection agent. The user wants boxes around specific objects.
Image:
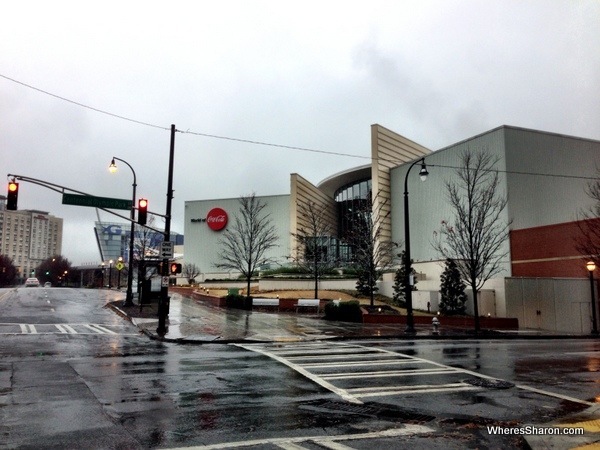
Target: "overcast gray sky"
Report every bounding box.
[1,0,599,265]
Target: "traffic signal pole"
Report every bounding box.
[157,124,176,336]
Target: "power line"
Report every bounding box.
[0,73,170,131]
[2,73,597,181]
[0,73,369,160]
[179,129,370,160]
[428,163,598,181]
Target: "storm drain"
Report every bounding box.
[299,399,435,423]
[463,377,515,389]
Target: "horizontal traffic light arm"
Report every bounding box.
[6,173,167,232]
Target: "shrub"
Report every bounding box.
[225,294,252,310]
[324,300,362,323]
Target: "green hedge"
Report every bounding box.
[225,294,252,310]
[324,300,363,323]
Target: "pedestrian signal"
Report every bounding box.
[170,263,182,274]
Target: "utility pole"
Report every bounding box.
[157,124,176,336]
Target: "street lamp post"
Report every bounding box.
[586,261,598,335]
[101,262,105,288]
[109,157,137,306]
[403,157,429,333]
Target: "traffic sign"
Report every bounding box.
[160,242,174,258]
[115,261,125,271]
[62,193,132,211]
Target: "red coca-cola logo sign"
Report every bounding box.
[206,208,228,231]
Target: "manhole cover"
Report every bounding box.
[464,377,515,389]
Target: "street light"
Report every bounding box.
[109,157,137,306]
[403,157,429,333]
[586,261,598,335]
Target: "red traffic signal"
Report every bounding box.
[170,263,182,274]
[7,181,19,210]
[138,198,148,225]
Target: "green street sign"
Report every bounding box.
[62,193,132,211]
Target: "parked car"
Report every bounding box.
[44,282,52,288]
[25,277,40,287]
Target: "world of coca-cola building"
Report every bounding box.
[183,124,430,281]
[184,123,600,333]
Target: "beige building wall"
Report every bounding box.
[290,173,337,258]
[370,124,431,245]
[0,209,63,278]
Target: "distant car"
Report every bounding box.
[44,282,52,288]
[25,277,40,287]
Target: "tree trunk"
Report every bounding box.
[471,281,480,334]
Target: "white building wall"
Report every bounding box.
[390,126,510,269]
[389,127,512,316]
[184,194,291,280]
[504,127,600,230]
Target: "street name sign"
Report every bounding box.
[62,193,132,211]
[160,242,174,258]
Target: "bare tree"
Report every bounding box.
[291,200,338,299]
[346,192,397,306]
[576,172,600,265]
[432,150,511,333]
[183,262,201,284]
[216,193,279,298]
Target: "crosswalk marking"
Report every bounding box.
[0,323,136,336]
[84,324,118,334]
[237,341,593,407]
[320,367,460,380]
[55,324,78,334]
[236,341,488,402]
[19,324,37,334]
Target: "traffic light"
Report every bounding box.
[138,198,148,225]
[170,263,182,274]
[7,181,18,210]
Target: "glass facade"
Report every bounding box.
[333,178,372,263]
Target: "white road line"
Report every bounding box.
[515,384,594,406]
[321,367,459,380]
[312,440,356,450]
[236,343,363,404]
[2,323,135,336]
[348,383,480,398]
[287,353,398,361]
[301,359,423,369]
[350,343,595,406]
[270,348,375,356]
[275,442,312,450]
[55,324,78,334]
[89,324,117,334]
[167,425,434,450]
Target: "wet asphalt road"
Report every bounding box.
[0,287,599,449]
